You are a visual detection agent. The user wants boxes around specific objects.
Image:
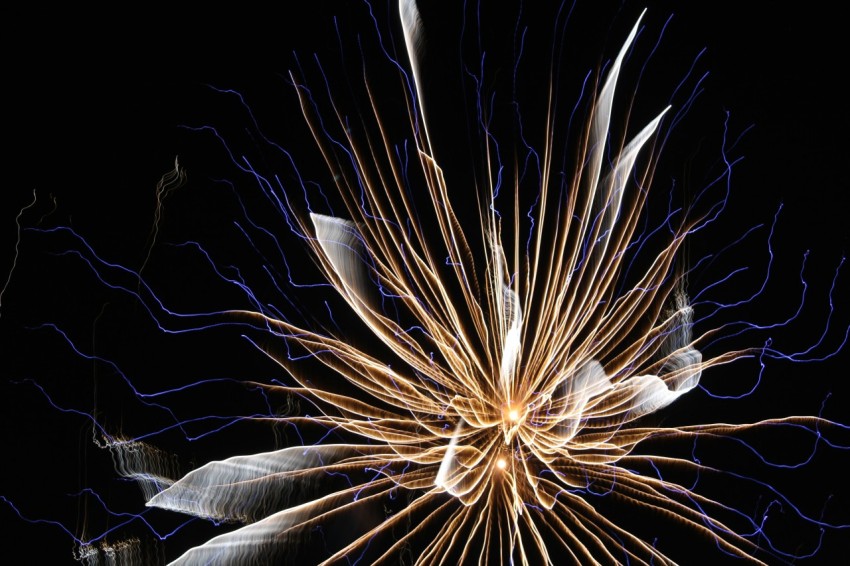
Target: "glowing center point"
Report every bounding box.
[496,457,507,470]
[504,403,524,423]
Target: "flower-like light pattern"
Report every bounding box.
[130,3,850,564]
[5,1,844,565]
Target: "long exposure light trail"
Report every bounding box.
[2,1,848,564]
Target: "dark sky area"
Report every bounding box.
[2,2,848,564]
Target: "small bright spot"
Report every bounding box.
[496,458,507,470]
[508,408,520,421]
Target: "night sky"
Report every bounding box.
[3,2,848,563]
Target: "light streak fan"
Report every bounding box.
[127,1,845,564]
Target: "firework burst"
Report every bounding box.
[133,2,846,564]
[3,1,848,564]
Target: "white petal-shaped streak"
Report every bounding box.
[622,293,703,417]
[399,0,430,148]
[310,213,372,311]
[599,106,670,239]
[499,285,523,394]
[164,473,429,566]
[149,445,362,521]
[618,362,700,418]
[549,361,613,444]
[435,421,464,492]
[584,10,646,211]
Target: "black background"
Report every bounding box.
[2,1,848,564]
